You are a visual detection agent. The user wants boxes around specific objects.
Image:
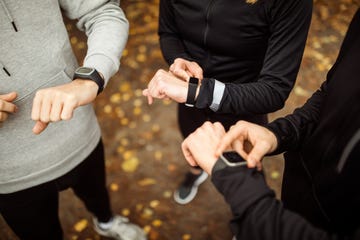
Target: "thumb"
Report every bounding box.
[32,121,49,135]
[0,92,17,102]
[142,89,153,105]
[247,145,266,168]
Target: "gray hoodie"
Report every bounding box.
[0,0,129,193]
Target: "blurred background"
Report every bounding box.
[1,0,359,239]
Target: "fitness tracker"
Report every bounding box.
[185,77,199,107]
[73,67,104,95]
[212,151,248,173]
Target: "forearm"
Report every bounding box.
[159,35,193,65]
[60,0,129,83]
[266,83,327,153]
[211,166,344,240]
[158,0,192,65]
[195,79,286,114]
[195,0,312,114]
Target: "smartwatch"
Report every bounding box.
[212,151,247,173]
[185,77,199,107]
[73,67,104,95]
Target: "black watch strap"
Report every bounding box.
[73,67,104,95]
[185,77,199,107]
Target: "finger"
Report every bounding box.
[231,138,250,158]
[39,96,52,123]
[60,101,76,120]
[173,68,190,81]
[213,122,226,137]
[170,62,190,81]
[216,131,242,156]
[0,92,17,102]
[0,112,8,122]
[188,62,203,79]
[32,121,49,135]
[181,140,198,166]
[256,161,263,171]
[142,89,152,105]
[147,94,153,105]
[216,123,247,155]
[247,143,268,167]
[0,100,17,113]
[31,94,42,121]
[49,98,63,122]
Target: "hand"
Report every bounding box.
[142,69,190,105]
[216,121,278,169]
[0,92,18,122]
[182,121,226,175]
[31,79,98,134]
[169,58,203,81]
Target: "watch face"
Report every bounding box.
[189,77,199,85]
[76,67,94,74]
[222,151,247,164]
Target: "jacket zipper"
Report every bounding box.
[203,0,215,47]
[202,0,215,73]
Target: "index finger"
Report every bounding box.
[0,100,17,113]
[216,126,245,156]
[187,62,203,80]
[32,120,49,135]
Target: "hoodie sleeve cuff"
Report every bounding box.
[265,118,299,155]
[196,78,225,111]
[209,80,225,112]
[83,53,118,86]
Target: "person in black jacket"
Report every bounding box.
[143,0,313,205]
[181,8,360,239]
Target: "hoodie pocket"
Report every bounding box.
[1,70,72,151]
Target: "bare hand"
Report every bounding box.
[0,92,18,122]
[143,69,189,105]
[169,58,203,81]
[182,122,226,175]
[31,79,98,134]
[216,121,278,169]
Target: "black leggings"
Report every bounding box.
[0,139,112,240]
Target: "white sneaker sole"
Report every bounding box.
[173,171,208,205]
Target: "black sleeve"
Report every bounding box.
[265,8,360,153]
[265,81,326,153]
[204,0,312,114]
[158,0,193,65]
[211,165,356,240]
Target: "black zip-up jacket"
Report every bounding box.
[211,9,360,239]
[159,0,312,114]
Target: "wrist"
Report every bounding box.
[72,79,99,95]
[73,67,104,95]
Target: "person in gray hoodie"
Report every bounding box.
[0,1,146,239]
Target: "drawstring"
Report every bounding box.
[0,0,18,32]
[0,61,11,76]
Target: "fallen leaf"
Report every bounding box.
[138,178,157,186]
[74,219,88,232]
